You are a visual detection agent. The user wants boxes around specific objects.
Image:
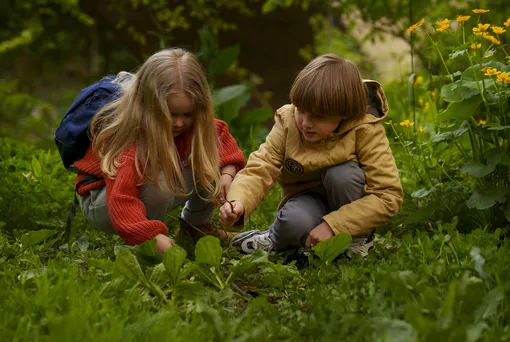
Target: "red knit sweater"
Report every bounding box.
[74,119,245,245]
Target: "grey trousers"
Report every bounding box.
[80,168,214,235]
[269,161,366,252]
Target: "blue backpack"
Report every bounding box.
[55,73,131,238]
[54,74,126,172]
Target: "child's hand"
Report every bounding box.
[155,234,175,254]
[219,173,234,204]
[305,221,335,247]
[219,200,244,227]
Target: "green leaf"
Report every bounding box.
[460,160,496,177]
[467,186,508,210]
[430,120,469,142]
[20,229,60,247]
[31,156,41,179]
[114,246,149,286]
[212,84,249,106]
[218,98,240,123]
[163,244,187,287]
[504,202,510,222]
[449,49,467,60]
[439,95,483,122]
[208,45,240,76]
[195,236,222,270]
[312,233,352,264]
[441,80,482,101]
[486,118,510,131]
[411,187,435,198]
[238,107,274,125]
[475,288,503,321]
[231,250,268,276]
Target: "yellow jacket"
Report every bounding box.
[227,81,403,236]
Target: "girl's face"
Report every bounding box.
[167,91,195,137]
[294,107,342,143]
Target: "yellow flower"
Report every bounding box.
[492,26,506,34]
[424,103,430,111]
[431,90,437,100]
[481,66,490,73]
[473,23,490,34]
[456,15,471,23]
[496,72,510,83]
[435,18,451,32]
[418,97,424,106]
[400,120,415,128]
[478,119,487,126]
[407,18,425,33]
[472,9,490,14]
[484,67,501,76]
[385,120,393,125]
[470,43,482,49]
[413,75,424,86]
[484,34,501,45]
[505,18,510,27]
[418,127,424,133]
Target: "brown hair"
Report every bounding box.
[290,54,368,120]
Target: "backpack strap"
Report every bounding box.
[65,174,104,242]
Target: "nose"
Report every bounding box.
[173,116,184,128]
[302,113,313,128]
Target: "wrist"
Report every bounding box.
[221,172,234,180]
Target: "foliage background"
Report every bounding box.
[1,0,510,340]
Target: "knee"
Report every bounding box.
[324,162,365,190]
[276,203,321,237]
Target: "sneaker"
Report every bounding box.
[177,215,235,244]
[231,229,274,254]
[345,232,375,259]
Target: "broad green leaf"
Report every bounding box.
[231,250,268,276]
[218,98,240,123]
[114,246,149,286]
[430,121,469,142]
[136,239,158,258]
[461,148,505,177]
[462,80,494,91]
[149,263,169,287]
[20,229,59,247]
[441,81,479,102]
[212,84,249,106]
[460,160,495,177]
[208,45,240,75]
[163,244,187,287]
[195,236,222,270]
[439,95,483,122]
[31,156,41,179]
[238,107,274,125]
[467,187,508,210]
[312,233,352,264]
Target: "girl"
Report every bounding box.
[219,54,403,257]
[74,48,245,254]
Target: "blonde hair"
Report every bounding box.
[91,48,220,198]
[290,54,368,120]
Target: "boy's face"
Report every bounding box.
[294,107,342,143]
